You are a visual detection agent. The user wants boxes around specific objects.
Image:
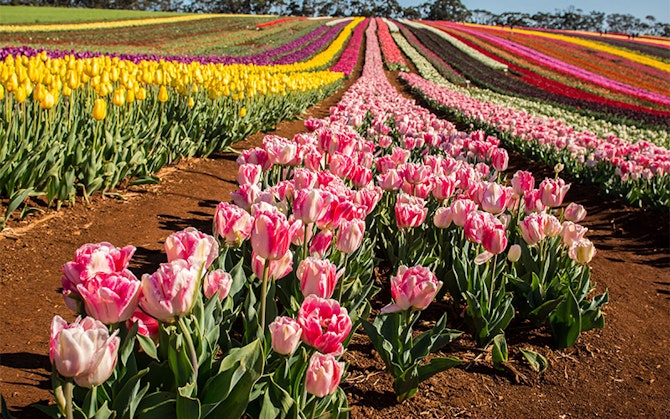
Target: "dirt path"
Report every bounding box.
[1,44,669,418]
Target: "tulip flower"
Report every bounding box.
[480,182,513,215]
[520,213,547,246]
[539,178,570,208]
[91,98,107,121]
[523,189,547,214]
[268,316,302,355]
[298,257,340,299]
[213,202,253,247]
[394,194,428,230]
[164,227,218,271]
[310,230,333,258]
[433,206,453,229]
[293,188,333,225]
[203,269,233,301]
[381,265,443,314]
[451,198,478,227]
[335,218,365,254]
[140,260,200,323]
[77,270,141,324]
[251,250,293,281]
[564,202,587,223]
[569,239,597,264]
[305,352,344,398]
[507,244,522,263]
[251,207,300,260]
[511,171,535,196]
[50,316,120,388]
[237,163,262,185]
[562,221,588,247]
[491,148,509,172]
[481,222,508,255]
[126,309,160,342]
[298,295,352,355]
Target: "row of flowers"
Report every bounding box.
[376,18,408,71]
[400,72,670,208]
[400,19,508,71]
[46,17,607,418]
[329,18,368,77]
[435,22,670,108]
[401,21,670,130]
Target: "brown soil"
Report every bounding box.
[2,44,669,418]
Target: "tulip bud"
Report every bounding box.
[158,85,168,102]
[381,265,443,314]
[92,98,107,121]
[203,269,233,301]
[569,239,596,264]
[564,202,587,223]
[305,352,344,398]
[507,244,522,263]
[268,316,302,355]
[298,257,339,299]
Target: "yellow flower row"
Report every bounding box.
[0,50,343,110]
[462,23,670,73]
[0,14,252,33]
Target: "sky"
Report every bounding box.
[398,1,670,23]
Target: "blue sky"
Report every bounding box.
[398,1,670,23]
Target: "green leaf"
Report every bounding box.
[519,348,548,373]
[136,392,176,419]
[112,368,149,419]
[415,357,461,383]
[258,377,295,419]
[177,386,201,419]
[5,188,35,221]
[549,288,582,349]
[1,394,17,419]
[91,401,114,419]
[137,334,159,361]
[491,334,508,369]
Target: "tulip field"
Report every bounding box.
[1,8,669,419]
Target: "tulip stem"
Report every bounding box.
[64,381,74,419]
[488,254,499,313]
[260,260,271,333]
[337,255,348,302]
[178,317,199,385]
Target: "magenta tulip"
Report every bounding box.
[539,178,570,208]
[251,250,293,280]
[451,198,478,227]
[394,194,428,230]
[213,202,253,247]
[77,270,140,324]
[298,257,340,299]
[237,163,262,186]
[310,230,333,258]
[520,213,547,246]
[480,182,513,215]
[293,188,333,225]
[491,148,509,172]
[511,171,535,196]
[251,207,299,260]
[381,265,443,314]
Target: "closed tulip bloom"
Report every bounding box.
[482,223,508,255]
[491,148,509,172]
[213,202,253,247]
[507,244,522,263]
[164,227,218,271]
[542,214,563,237]
[432,175,456,201]
[464,210,492,244]
[269,316,303,355]
[511,171,535,196]
[451,198,478,227]
[433,206,453,229]
[520,213,547,246]
[140,260,200,323]
[305,352,344,398]
[310,230,333,258]
[50,316,120,388]
[480,182,513,215]
[353,186,382,215]
[77,270,141,324]
[298,257,340,299]
[381,265,443,314]
[539,178,570,208]
[251,250,293,280]
[237,163,262,185]
[158,85,168,102]
[298,295,352,355]
[523,189,547,214]
[564,202,587,223]
[394,194,428,230]
[251,207,299,260]
[569,239,597,264]
[230,184,261,211]
[293,168,318,190]
[203,269,233,301]
[293,188,333,225]
[237,148,271,171]
[335,218,365,254]
[91,98,107,121]
[126,309,160,342]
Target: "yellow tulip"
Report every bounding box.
[136,87,147,101]
[112,89,126,106]
[126,88,135,103]
[158,85,168,103]
[40,92,55,109]
[239,107,247,117]
[15,86,27,103]
[0,84,3,100]
[187,97,195,107]
[92,98,107,121]
[62,85,71,97]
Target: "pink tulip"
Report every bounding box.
[293,168,318,190]
[251,250,293,281]
[377,169,403,191]
[264,135,298,166]
[564,202,587,223]
[511,171,535,196]
[214,202,253,247]
[481,222,508,255]
[451,198,478,227]
[381,265,443,314]
[293,189,333,225]
[394,194,428,230]
[50,316,120,388]
[126,309,160,342]
[539,178,570,207]
[491,148,508,172]
[237,147,271,171]
[480,182,513,215]
[335,218,365,254]
[237,163,262,185]
[353,186,382,215]
[298,295,352,355]
[268,316,302,355]
[569,239,596,264]
[298,257,339,299]
[329,153,355,179]
[542,214,563,237]
[251,207,299,260]
[520,213,547,246]
[62,242,136,311]
[433,206,453,229]
[310,230,333,258]
[562,221,588,247]
[77,270,141,324]
[230,184,261,211]
[523,189,547,213]
[464,210,493,244]
[432,175,456,201]
[164,227,219,271]
[305,352,344,398]
[140,260,200,323]
[203,269,233,301]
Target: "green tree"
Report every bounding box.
[424,0,470,21]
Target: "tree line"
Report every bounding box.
[3,0,669,36]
